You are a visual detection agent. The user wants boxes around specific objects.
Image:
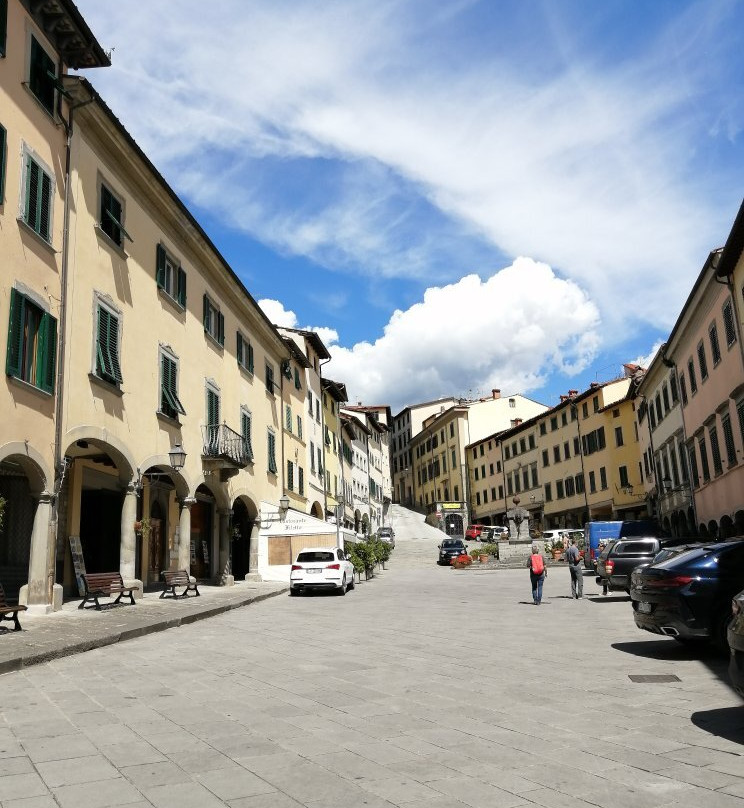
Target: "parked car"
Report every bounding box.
[596,537,667,594]
[491,525,509,539]
[289,547,354,596]
[583,521,623,569]
[631,538,744,648]
[438,538,468,565]
[378,526,395,547]
[465,525,485,541]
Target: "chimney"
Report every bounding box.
[560,395,568,403]
[492,389,501,399]
[568,389,578,396]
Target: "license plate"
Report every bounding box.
[307,568,322,574]
[638,601,653,614]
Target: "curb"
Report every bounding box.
[0,586,288,675]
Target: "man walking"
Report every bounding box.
[566,537,583,599]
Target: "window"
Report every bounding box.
[575,474,584,493]
[615,426,623,447]
[476,492,481,506]
[265,363,275,394]
[688,443,700,488]
[561,411,567,426]
[267,430,277,474]
[285,404,292,432]
[531,465,538,488]
[294,367,301,390]
[679,372,688,406]
[297,415,303,440]
[489,463,494,475]
[522,468,529,490]
[449,423,454,438]
[310,441,316,472]
[697,341,708,382]
[0,123,6,202]
[563,441,570,460]
[287,460,294,491]
[593,396,599,412]
[241,408,253,461]
[529,435,535,449]
[662,385,670,414]
[556,480,564,499]
[688,359,697,394]
[655,394,662,424]
[519,438,526,453]
[5,287,56,393]
[573,436,580,455]
[582,402,588,418]
[722,414,737,467]
[670,374,678,403]
[156,244,186,307]
[479,444,484,457]
[539,422,546,436]
[698,435,710,482]
[709,323,721,366]
[95,303,122,385]
[474,467,479,481]
[709,425,722,476]
[202,295,224,345]
[316,399,320,422]
[544,482,552,502]
[298,466,304,495]
[553,446,560,463]
[29,36,56,114]
[550,416,558,431]
[589,471,596,493]
[308,391,313,415]
[99,184,130,247]
[451,449,456,468]
[599,466,607,489]
[317,446,323,474]
[204,385,220,454]
[619,465,629,488]
[565,476,575,497]
[236,332,254,373]
[157,350,185,419]
[723,299,737,347]
[21,149,53,242]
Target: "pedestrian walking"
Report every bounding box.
[566,537,583,599]
[527,542,547,605]
[597,539,609,595]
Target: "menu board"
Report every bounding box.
[69,535,87,596]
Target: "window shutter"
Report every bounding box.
[237,332,243,366]
[156,244,166,289]
[268,431,277,473]
[0,0,7,58]
[241,411,253,460]
[39,312,57,394]
[202,294,209,330]
[25,158,39,231]
[294,367,300,389]
[247,342,254,373]
[5,287,24,378]
[207,388,220,426]
[0,124,6,202]
[299,467,304,495]
[39,170,51,242]
[106,312,122,383]
[176,266,186,306]
[217,311,225,346]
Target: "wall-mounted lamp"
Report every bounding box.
[168,442,187,471]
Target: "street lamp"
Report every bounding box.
[168,442,187,471]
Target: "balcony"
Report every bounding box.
[201,424,251,480]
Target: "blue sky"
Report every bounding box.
[75,0,744,412]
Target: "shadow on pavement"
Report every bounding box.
[691,706,744,744]
[587,596,630,604]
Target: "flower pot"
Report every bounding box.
[552,549,562,560]
[479,554,489,563]
[134,520,143,532]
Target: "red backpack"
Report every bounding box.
[530,553,544,575]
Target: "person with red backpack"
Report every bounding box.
[527,542,547,605]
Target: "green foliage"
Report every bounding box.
[372,538,391,564]
[470,547,481,560]
[480,543,499,557]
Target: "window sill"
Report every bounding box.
[95,225,128,258]
[204,331,224,352]
[89,373,123,397]
[157,288,186,316]
[6,374,53,399]
[17,217,58,253]
[156,411,182,428]
[238,363,254,379]
[21,82,58,122]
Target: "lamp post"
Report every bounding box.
[168,442,187,471]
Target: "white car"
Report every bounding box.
[289,547,354,596]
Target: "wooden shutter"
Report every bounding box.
[236,332,244,366]
[217,311,225,346]
[177,266,186,306]
[5,287,24,378]
[207,388,220,426]
[294,367,300,389]
[0,124,6,202]
[202,294,209,330]
[39,312,57,394]
[299,467,304,495]
[247,341,254,373]
[0,0,7,58]
[96,307,122,383]
[30,37,55,113]
[268,431,277,473]
[287,460,294,491]
[156,244,166,289]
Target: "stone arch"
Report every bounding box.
[734,510,744,536]
[138,453,192,500]
[0,442,52,494]
[720,515,735,539]
[310,501,324,520]
[63,426,136,482]
[231,494,259,580]
[707,520,719,539]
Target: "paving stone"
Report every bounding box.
[196,766,277,800]
[0,773,48,801]
[36,754,121,787]
[51,778,144,808]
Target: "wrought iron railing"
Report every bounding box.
[201,423,252,467]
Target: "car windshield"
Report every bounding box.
[442,540,464,548]
[613,540,658,555]
[296,551,335,562]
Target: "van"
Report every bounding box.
[583,521,622,569]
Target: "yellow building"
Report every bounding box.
[281,336,310,515]
[322,378,349,519]
[1,0,108,611]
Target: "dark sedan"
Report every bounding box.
[631,538,744,649]
[438,539,467,565]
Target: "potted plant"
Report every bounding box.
[551,539,564,560]
[470,548,482,562]
[452,553,472,569]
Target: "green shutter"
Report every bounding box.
[241,411,253,460]
[96,307,122,383]
[29,37,55,113]
[176,266,186,306]
[268,431,277,473]
[247,342,254,373]
[237,332,243,366]
[287,460,294,491]
[156,244,166,289]
[23,156,52,242]
[39,170,51,242]
[299,467,304,495]
[38,312,57,394]
[207,388,220,426]
[202,294,209,330]
[161,354,185,417]
[285,405,292,431]
[294,367,300,390]
[0,0,7,58]
[5,287,23,378]
[0,124,6,202]
[217,311,225,346]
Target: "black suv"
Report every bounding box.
[596,537,664,594]
[438,539,467,565]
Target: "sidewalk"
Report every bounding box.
[0,580,287,674]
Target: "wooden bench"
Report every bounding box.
[79,572,137,610]
[160,569,200,599]
[0,584,27,631]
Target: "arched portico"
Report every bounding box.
[310,501,323,520]
[230,494,259,580]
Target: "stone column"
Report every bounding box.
[120,483,142,596]
[219,507,234,586]
[19,491,53,613]
[178,497,195,573]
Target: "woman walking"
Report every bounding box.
[527,542,547,605]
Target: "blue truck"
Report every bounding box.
[583,521,623,569]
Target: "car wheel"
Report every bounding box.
[337,575,347,596]
[289,587,300,597]
[348,576,355,590]
[713,609,733,651]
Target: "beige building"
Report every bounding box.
[322,378,348,521]
[1,0,108,610]
[281,336,310,515]
[465,432,506,526]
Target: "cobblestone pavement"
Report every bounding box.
[2,507,744,807]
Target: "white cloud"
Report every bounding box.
[76,0,741,339]
[633,339,666,371]
[325,258,600,411]
[258,299,340,348]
